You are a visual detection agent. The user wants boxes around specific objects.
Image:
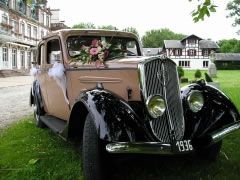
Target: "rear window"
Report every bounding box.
[66,36,141,62]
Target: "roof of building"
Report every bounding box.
[181,34,203,42]
[163,35,219,49]
[215,53,240,61]
[199,40,219,49]
[164,40,184,48]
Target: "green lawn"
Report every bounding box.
[1,70,240,179]
[0,117,83,180]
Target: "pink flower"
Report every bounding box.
[91,39,98,47]
[90,48,99,55]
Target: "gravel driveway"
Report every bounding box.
[0,76,33,129]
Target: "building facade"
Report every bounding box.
[163,35,219,69]
[0,0,51,71]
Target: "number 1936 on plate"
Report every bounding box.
[176,140,193,152]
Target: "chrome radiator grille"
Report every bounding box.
[139,57,185,142]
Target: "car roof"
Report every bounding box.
[43,29,139,40]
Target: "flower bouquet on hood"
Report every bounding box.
[71,39,123,68]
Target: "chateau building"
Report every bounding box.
[163,35,219,69]
[0,0,51,71]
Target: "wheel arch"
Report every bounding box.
[66,88,150,142]
[67,101,89,141]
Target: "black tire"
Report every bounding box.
[197,140,222,161]
[33,96,45,128]
[82,114,105,180]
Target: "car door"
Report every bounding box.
[43,37,70,121]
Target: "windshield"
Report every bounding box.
[67,36,141,63]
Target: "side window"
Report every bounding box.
[47,39,61,64]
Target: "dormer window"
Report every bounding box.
[188,39,196,44]
[18,0,26,14]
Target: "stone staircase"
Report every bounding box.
[0,70,29,78]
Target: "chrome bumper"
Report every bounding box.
[106,142,174,154]
[106,121,240,154]
[210,121,240,144]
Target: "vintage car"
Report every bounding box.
[30,29,240,180]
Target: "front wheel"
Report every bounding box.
[82,114,104,180]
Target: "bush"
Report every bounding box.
[180,78,188,83]
[204,73,213,82]
[177,66,184,79]
[195,69,202,79]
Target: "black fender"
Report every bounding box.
[181,81,240,141]
[68,88,150,142]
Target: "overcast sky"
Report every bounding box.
[47,0,239,41]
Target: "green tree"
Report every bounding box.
[122,27,140,37]
[72,22,96,29]
[98,25,118,30]
[218,39,240,53]
[189,0,217,22]
[141,28,186,48]
[190,0,240,34]
[227,0,240,34]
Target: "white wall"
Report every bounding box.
[172,58,210,70]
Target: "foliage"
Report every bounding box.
[177,66,185,79]
[98,25,118,30]
[204,72,213,82]
[194,69,202,79]
[122,27,140,37]
[189,0,217,22]
[141,28,186,48]
[218,39,240,53]
[72,22,96,29]
[190,0,240,34]
[227,0,240,34]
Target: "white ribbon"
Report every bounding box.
[48,62,69,105]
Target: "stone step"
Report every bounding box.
[0,69,29,78]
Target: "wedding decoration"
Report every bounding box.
[70,39,122,68]
[48,62,69,105]
[30,67,39,78]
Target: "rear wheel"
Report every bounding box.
[33,96,45,128]
[197,141,222,161]
[82,114,104,180]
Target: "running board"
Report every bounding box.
[40,115,67,134]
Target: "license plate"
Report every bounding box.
[176,140,193,152]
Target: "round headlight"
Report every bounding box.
[187,90,204,112]
[146,95,166,118]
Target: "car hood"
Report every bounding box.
[105,56,151,69]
